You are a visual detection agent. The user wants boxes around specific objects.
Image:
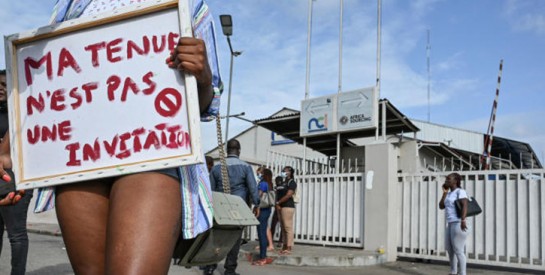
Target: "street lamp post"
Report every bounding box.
[219,15,242,145]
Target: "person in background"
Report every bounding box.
[439,172,469,275]
[253,168,274,265]
[0,69,33,275]
[275,166,297,255]
[0,0,223,274]
[205,156,214,173]
[270,175,284,248]
[255,166,275,252]
[206,139,260,275]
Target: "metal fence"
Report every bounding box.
[257,150,365,248]
[397,169,545,271]
[293,173,364,247]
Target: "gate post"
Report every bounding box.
[364,142,398,261]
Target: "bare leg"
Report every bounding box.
[106,172,181,275]
[56,181,111,275]
[266,227,274,250]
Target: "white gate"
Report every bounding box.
[397,169,545,271]
[294,174,364,247]
[265,150,365,248]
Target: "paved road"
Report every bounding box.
[0,233,535,275]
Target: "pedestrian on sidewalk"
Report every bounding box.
[0,1,222,274]
[270,175,284,247]
[0,69,33,275]
[205,139,260,275]
[275,166,297,255]
[253,168,275,266]
[439,172,469,275]
[255,167,275,252]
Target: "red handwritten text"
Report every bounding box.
[64,123,190,166]
[84,33,179,67]
[24,48,82,86]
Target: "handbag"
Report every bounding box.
[172,113,259,266]
[292,189,300,204]
[288,179,300,204]
[455,189,482,218]
[259,189,275,208]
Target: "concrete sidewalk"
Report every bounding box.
[239,240,386,267]
[26,223,536,274]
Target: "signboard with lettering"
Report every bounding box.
[4,0,203,189]
[337,87,377,132]
[300,87,377,137]
[300,95,336,137]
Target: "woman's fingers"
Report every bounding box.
[2,172,11,182]
[166,37,211,86]
[0,192,15,206]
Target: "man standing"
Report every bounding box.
[205,155,214,173]
[205,139,260,275]
[0,69,33,275]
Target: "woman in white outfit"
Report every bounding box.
[439,172,469,275]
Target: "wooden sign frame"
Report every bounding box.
[3,0,204,189]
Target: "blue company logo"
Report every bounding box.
[308,114,328,133]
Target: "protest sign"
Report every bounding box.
[4,0,203,189]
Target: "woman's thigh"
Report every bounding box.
[105,172,182,275]
[56,180,112,275]
[281,208,295,227]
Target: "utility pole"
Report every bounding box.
[427,29,431,122]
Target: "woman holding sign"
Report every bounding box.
[0,0,222,274]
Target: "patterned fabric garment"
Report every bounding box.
[37,0,221,239]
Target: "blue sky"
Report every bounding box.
[1,0,544,162]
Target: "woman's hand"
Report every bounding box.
[169,37,212,86]
[0,134,24,205]
[461,220,467,231]
[167,37,213,113]
[0,190,25,206]
[442,183,449,193]
[253,206,260,218]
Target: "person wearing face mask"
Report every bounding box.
[270,176,284,248]
[274,166,297,255]
[255,166,275,252]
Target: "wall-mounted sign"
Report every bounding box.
[337,87,377,132]
[300,95,336,137]
[300,87,377,137]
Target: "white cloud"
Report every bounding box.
[0,0,56,68]
[503,0,545,35]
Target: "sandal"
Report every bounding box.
[264,257,275,264]
[252,259,267,266]
[279,249,291,255]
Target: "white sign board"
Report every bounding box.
[300,94,336,137]
[4,0,203,189]
[337,87,378,132]
[300,87,378,137]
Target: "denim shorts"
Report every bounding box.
[98,167,180,184]
[153,167,180,181]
